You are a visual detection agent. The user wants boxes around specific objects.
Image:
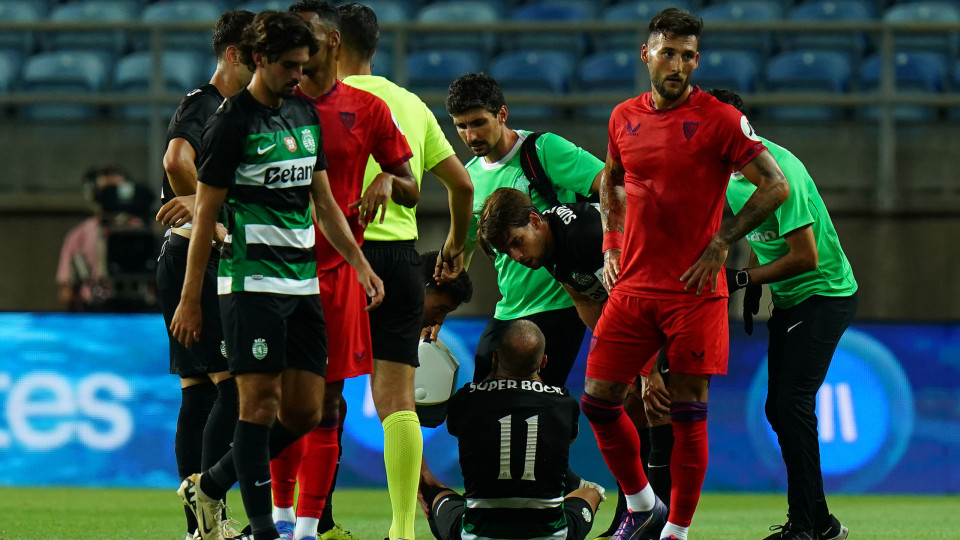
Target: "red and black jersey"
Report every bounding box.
[298,83,413,271]
[607,86,766,299]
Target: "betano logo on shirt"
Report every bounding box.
[263,164,314,185]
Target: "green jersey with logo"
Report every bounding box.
[467,130,602,320]
[726,136,857,308]
[197,90,328,296]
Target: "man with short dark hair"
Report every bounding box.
[420,250,473,329]
[153,10,255,539]
[171,11,383,540]
[419,320,605,540]
[580,8,790,540]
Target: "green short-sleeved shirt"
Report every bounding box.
[468,130,602,319]
[342,75,456,241]
[726,136,857,309]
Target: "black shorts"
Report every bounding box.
[361,240,423,366]
[219,291,327,377]
[429,492,595,540]
[157,233,228,377]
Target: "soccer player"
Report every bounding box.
[154,10,254,539]
[710,88,855,540]
[267,3,416,540]
[579,9,790,540]
[419,320,605,540]
[336,4,474,539]
[420,250,474,330]
[444,73,602,387]
[171,11,383,540]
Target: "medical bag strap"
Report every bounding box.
[518,132,560,208]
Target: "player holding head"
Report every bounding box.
[419,320,605,540]
[710,88,856,540]
[444,72,602,388]
[267,3,416,540]
[154,9,254,539]
[336,4,475,539]
[580,8,790,540]
[171,11,383,540]
[421,250,473,329]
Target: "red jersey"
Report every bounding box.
[297,83,413,271]
[607,86,765,299]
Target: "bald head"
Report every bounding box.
[493,320,546,379]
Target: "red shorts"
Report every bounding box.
[318,262,373,382]
[586,291,729,384]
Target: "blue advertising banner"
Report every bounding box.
[1,313,958,493]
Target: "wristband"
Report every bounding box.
[602,231,623,253]
[735,269,751,288]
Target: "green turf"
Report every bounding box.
[0,487,957,539]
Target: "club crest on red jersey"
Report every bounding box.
[683,121,699,140]
[284,136,297,152]
[340,111,356,130]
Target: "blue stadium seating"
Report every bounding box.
[45,1,138,54]
[860,51,947,120]
[406,50,483,92]
[695,49,762,92]
[0,50,19,92]
[597,0,695,52]
[698,1,783,57]
[21,50,112,120]
[883,3,960,56]
[237,0,291,12]
[412,1,499,54]
[502,1,595,60]
[112,50,205,119]
[765,50,852,120]
[576,49,638,120]
[339,0,410,56]
[489,50,574,120]
[783,1,873,58]
[0,1,42,54]
[138,1,224,53]
[371,49,393,79]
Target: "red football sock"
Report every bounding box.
[270,436,305,509]
[581,393,649,495]
[668,401,709,528]
[295,419,340,519]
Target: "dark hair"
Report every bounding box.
[337,3,379,60]
[238,10,319,71]
[289,0,339,29]
[445,72,506,116]
[648,8,702,41]
[420,250,474,306]
[706,88,745,114]
[476,187,538,258]
[495,320,546,378]
[212,10,255,60]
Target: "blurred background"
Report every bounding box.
[0,0,958,495]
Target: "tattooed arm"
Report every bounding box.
[681,150,790,294]
[600,154,628,292]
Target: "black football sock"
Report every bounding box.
[233,420,277,540]
[202,378,239,471]
[176,382,216,534]
[563,466,583,495]
[648,423,674,507]
[318,401,346,534]
[201,418,301,500]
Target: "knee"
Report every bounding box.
[580,392,625,425]
[278,402,323,436]
[321,390,342,420]
[239,395,281,426]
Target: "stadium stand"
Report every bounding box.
[407,49,483,117]
[695,49,762,92]
[20,50,111,120]
[882,2,960,57]
[698,0,783,58]
[411,1,499,55]
[45,1,138,55]
[371,48,393,79]
[783,0,873,59]
[576,49,638,120]
[597,0,695,52]
[860,51,948,120]
[489,49,574,120]
[765,50,853,120]
[112,50,205,120]
[0,1,42,54]
[138,1,224,53]
[0,50,18,93]
[501,0,595,61]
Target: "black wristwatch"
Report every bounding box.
[735,269,751,288]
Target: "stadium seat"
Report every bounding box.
[339,0,410,56]
[139,1,225,53]
[45,1,138,54]
[489,50,574,120]
[501,1,596,60]
[411,1,499,55]
[20,51,112,120]
[406,50,483,92]
[597,0,695,51]
[0,1,42,54]
[112,50,205,119]
[0,50,19,92]
[237,0,293,12]
[765,50,852,120]
[575,49,638,120]
[371,49,393,79]
[860,51,947,121]
[783,1,874,59]
[698,1,783,57]
[882,3,960,56]
[695,49,761,93]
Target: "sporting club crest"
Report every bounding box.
[252,338,268,360]
[300,128,316,154]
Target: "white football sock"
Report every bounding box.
[294,516,319,539]
[624,483,655,512]
[273,505,295,524]
[661,521,688,539]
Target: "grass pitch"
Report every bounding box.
[0,487,956,539]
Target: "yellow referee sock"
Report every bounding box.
[382,410,422,540]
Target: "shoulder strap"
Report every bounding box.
[518,132,560,208]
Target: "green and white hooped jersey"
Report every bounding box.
[197,90,327,296]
